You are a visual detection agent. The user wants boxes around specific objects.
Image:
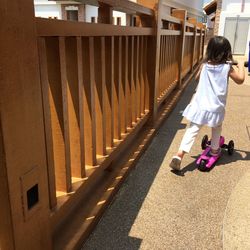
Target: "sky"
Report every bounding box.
[203,0,212,5]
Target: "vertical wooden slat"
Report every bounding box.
[166,35,169,91]
[198,31,201,61]
[135,36,140,119]
[38,37,57,208]
[104,36,114,148]
[127,36,133,128]
[161,35,165,93]
[200,28,204,60]
[165,35,169,91]
[94,37,106,156]
[170,35,173,84]
[159,36,163,98]
[122,36,129,133]
[131,36,136,124]
[202,29,205,59]
[144,36,150,111]
[120,37,126,134]
[59,36,72,192]
[177,35,180,80]
[45,37,71,193]
[76,37,86,177]
[65,37,82,178]
[113,36,122,140]
[140,36,145,115]
[82,37,97,166]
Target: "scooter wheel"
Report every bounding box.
[198,159,207,171]
[228,140,234,155]
[201,135,208,150]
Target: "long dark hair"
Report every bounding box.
[205,36,233,64]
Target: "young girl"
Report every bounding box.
[170,36,245,171]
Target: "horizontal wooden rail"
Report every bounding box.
[161,14,181,24]
[36,18,155,37]
[160,30,181,36]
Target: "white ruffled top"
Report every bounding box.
[183,63,231,127]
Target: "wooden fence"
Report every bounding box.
[0,0,205,249]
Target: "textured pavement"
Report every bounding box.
[82,57,250,250]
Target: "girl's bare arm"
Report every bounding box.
[229,61,245,84]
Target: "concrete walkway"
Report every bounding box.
[83,58,250,250]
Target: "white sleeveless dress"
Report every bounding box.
[183,63,231,127]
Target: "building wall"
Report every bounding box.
[175,0,203,11]
[218,0,250,55]
[34,0,136,24]
[34,0,62,19]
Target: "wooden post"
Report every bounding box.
[172,9,187,89]
[0,0,52,249]
[188,18,197,72]
[98,3,113,24]
[148,0,162,121]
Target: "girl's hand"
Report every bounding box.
[229,61,245,84]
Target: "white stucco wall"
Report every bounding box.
[34,0,61,19]
[218,0,250,55]
[174,0,203,11]
[85,5,98,22]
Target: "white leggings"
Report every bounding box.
[179,122,222,153]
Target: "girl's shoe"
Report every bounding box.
[169,156,182,171]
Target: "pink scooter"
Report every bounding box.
[196,135,234,171]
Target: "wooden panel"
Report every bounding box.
[82,37,97,166]
[0,117,14,249]
[38,38,57,208]
[94,37,106,156]
[65,37,82,178]
[36,18,154,37]
[0,1,51,247]
[104,37,114,148]
[76,37,86,177]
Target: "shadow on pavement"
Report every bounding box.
[82,80,198,249]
